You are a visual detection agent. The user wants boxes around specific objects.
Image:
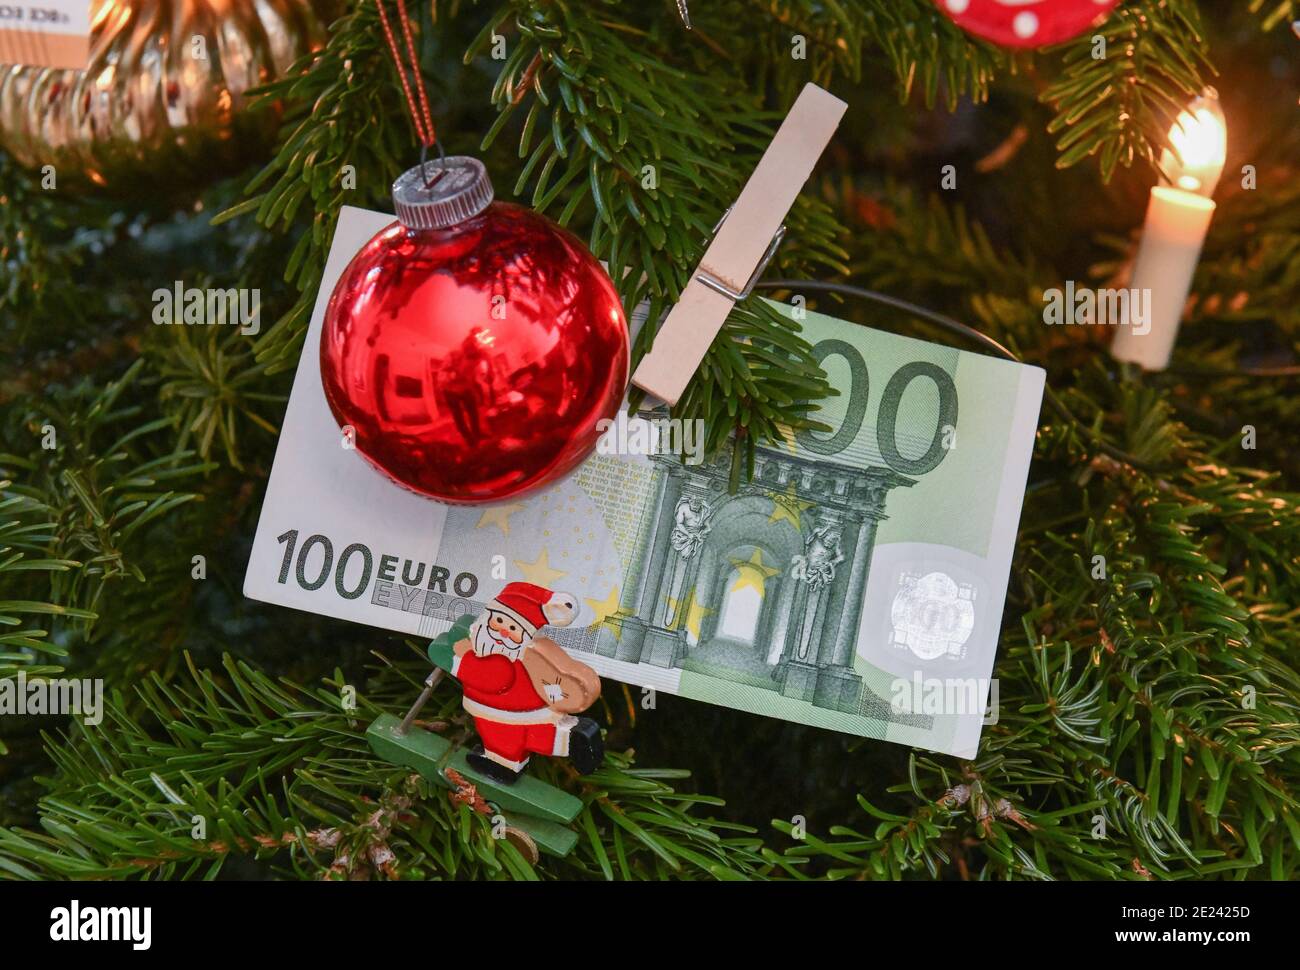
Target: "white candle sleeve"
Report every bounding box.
[1111,186,1216,370]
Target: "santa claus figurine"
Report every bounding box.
[444,582,604,784]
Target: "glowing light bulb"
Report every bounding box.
[1160,88,1227,197]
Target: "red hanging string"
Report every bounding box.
[375,0,437,148]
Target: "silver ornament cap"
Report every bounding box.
[392,156,495,230]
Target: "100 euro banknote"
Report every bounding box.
[244,206,1045,758]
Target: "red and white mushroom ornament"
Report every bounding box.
[934,0,1121,49]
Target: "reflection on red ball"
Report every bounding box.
[934,0,1119,49]
[321,204,629,504]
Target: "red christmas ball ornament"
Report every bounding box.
[321,157,629,504]
[934,0,1120,48]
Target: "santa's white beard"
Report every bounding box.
[471,620,526,660]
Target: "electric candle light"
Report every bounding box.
[1111,88,1227,370]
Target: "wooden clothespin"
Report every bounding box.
[631,83,847,406]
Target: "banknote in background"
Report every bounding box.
[0,0,90,70]
[245,206,1046,758]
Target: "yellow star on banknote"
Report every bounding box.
[475,502,526,537]
[772,422,800,455]
[768,481,814,530]
[666,588,713,640]
[729,549,779,597]
[585,584,622,625]
[514,548,567,586]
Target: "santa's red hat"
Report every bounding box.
[487,582,577,637]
